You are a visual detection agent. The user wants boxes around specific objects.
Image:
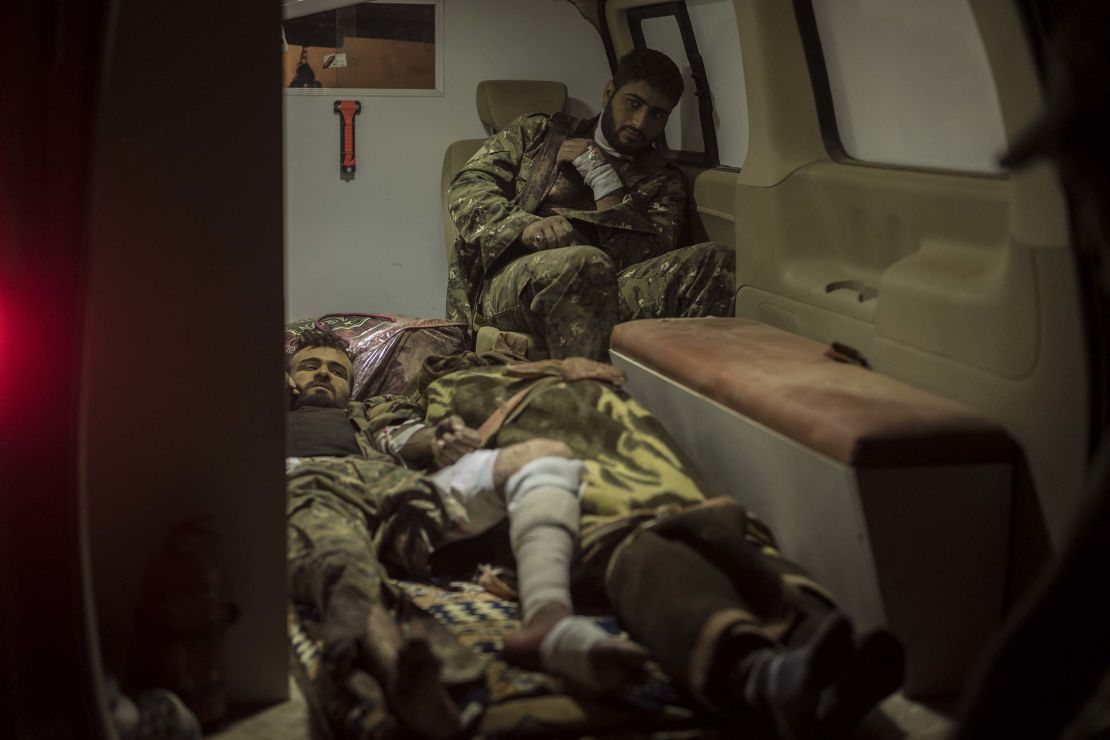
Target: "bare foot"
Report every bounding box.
[365,603,460,739]
[502,602,650,692]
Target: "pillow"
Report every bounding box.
[285,313,468,399]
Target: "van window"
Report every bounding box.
[640,14,704,156]
[629,1,746,168]
[685,0,748,168]
[283,0,442,94]
[805,0,1006,173]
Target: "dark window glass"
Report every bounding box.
[284,2,436,90]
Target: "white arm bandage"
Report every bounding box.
[381,419,426,456]
[571,147,623,201]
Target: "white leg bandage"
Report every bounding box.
[432,449,502,539]
[539,616,617,692]
[505,457,584,622]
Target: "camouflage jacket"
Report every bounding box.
[446,113,687,323]
[286,396,448,581]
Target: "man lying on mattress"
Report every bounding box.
[285,327,904,739]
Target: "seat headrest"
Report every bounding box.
[476,80,568,133]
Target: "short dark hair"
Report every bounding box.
[287,328,350,368]
[613,48,684,107]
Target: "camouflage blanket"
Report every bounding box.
[286,357,723,737]
[423,360,713,526]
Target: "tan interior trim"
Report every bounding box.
[695,206,734,223]
[603,0,651,59]
[476,80,568,134]
[733,0,827,187]
[968,0,1068,246]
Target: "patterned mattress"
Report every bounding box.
[289,578,719,738]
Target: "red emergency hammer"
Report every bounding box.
[334,100,361,181]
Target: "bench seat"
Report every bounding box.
[610,317,1014,696]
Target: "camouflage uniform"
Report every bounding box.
[285,398,474,690]
[447,113,735,360]
[286,394,458,598]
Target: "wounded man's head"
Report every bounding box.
[288,328,354,409]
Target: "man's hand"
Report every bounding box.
[557,138,596,165]
[286,371,300,408]
[432,415,481,468]
[521,215,575,251]
[557,138,626,209]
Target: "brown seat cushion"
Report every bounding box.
[611,318,1013,467]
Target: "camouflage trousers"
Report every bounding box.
[286,456,486,737]
[479,242,735,361]
[286,456,453,666]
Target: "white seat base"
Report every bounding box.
[612,349,1010,697]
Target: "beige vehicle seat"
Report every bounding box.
[442,80,567,359]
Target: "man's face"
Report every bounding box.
[600,79,675,155]
[289,346,353,409]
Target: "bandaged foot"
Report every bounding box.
[743,613,854,740]
[364,603,460,740]
[503,601,649,693]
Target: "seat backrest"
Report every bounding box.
[441,80,568,257]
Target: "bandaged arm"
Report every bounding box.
[570,146,625,206]
[379,419,430,466]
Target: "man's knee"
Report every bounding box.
[686,241,734,267]
[494,439,575,490]
[545,245,616,282]
[498,443,584,543]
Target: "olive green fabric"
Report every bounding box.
[287,395,460,613]
[286,397,482,738]
[447,113,686,320]
[479,245,619,361]
[616,241,735,321]
[421,363,713,527]
[447,112,737,360]
[479,242,736,360]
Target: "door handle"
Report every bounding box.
[825,280,878,302]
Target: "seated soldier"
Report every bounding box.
[446,48,735,361]
[288,329,902,739]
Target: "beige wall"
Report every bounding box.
[283,0,611,321]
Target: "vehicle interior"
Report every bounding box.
[2,0,1107,737]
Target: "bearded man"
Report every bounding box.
[284,329,647,738]
[447,48,735,361]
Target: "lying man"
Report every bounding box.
[285,329,644,738]
[447,48,735,361]
[288,329,902,738]
[420,349,905,739]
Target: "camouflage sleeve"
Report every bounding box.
[554,163,686,259]
[447,114,549,272]
[348,396,427,455]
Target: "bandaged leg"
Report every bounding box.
[506,456,583,620]
[433,449,503,541]
[500,456,648,691]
